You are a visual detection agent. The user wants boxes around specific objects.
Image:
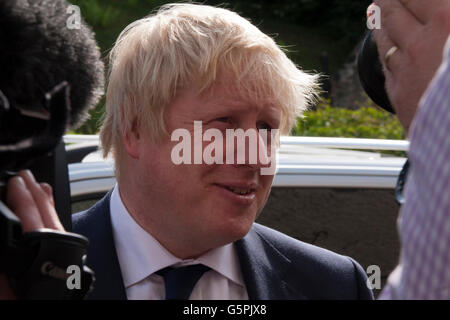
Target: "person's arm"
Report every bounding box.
[0,170,64,299]
[371,0,450,299]
[381,36,450,300]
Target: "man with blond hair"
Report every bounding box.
[3,3,373,300]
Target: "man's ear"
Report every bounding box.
[123,118,140,159]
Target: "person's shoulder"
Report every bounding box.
[250,223,373,299]
[72,208,91,226]
[252,223,350,265]
[72,191,112,233]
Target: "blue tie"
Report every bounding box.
[156,264,211,300]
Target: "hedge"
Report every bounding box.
[292,100,405,140]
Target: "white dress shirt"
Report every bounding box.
[109,184,249,300]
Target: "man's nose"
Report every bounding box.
[227,127,275,169]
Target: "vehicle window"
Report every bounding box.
[71,192,107,213]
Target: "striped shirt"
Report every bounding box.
[380,36,450,299]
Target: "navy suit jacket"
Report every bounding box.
[73,191,373,300]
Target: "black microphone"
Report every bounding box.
[0,0,105,228]
[357,31,394,114]
[0,0,104,299]
[0,0,104,164]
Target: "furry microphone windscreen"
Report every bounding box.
[0,0,105,141]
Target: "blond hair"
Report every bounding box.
[100,3,318,173]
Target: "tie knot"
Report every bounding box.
[156,264,211,300]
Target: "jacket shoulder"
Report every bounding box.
[70,191,127,299]
[72,191,111,235]
[252,223,348,264]
[251,223,373,299]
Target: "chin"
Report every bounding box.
[215,214,256,244]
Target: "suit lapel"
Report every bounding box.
[72,191,127,300]
[235,225,307,300]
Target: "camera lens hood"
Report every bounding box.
[357,31,395,114]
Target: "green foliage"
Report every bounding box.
[75,98,105,135]
[68,0,170,51]
[69,0,371,73]
[291,101,406,157]
[210,0,372,53]
[292,100,405,140]
[70,0,119,28]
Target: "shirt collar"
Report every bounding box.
[109,184,245,288]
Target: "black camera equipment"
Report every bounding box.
[0,0,104,299]
[357,31,395,114]
[357,30,409,205]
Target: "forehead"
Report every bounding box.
[211,84,274,107]
[173,80,281,117]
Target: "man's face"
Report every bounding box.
[129,81,281,257]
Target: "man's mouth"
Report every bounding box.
[225,186,254,195]
[214,183,257,197]
[213,183,258,206]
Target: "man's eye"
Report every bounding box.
[216,117,231,123]
[257,122,273,131]
[214,117,234,125]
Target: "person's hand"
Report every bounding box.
[371,0,450,134]
[0,170,64,299]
